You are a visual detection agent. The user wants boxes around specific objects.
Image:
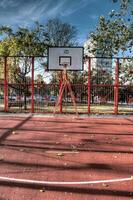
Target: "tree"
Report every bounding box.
[88,0,133,56]
[0,22,48,109]
[45,18,77,46]
[45,18,79,91]
[119,58,133,85]
[0,22,48,56]
[86,0,133,102]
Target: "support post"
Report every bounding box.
[31,57,34,113]
[88,57,91,114]
[59,71,63,113]
[114,58,119,115]
[4,57,8,112]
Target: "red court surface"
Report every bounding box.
[0,114,132,200]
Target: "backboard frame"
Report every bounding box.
[47,46,84,71]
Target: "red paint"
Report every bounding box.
[129,70,133,74]
[4,57,8,112]
[0,116,132,200]
[114,58,119,114]
[88,57,91,114]
[59,71,63,113]
[31,57,34,113]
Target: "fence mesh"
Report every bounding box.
[0,56,132,114]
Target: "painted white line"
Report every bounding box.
[0,176,132,185]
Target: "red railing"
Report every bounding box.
[0,56,132,114]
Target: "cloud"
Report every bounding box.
[0,0,49,25]
[0,0,93,26]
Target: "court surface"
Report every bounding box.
[0,114,132,200]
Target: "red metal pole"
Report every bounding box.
[31,57,34,113]
[114,58,119,115]
[59,71,63,113]
[88,57,91,114]
[4,57,8,112]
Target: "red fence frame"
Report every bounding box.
[31,57,34,113]
[114,58,119,114]
[88,57,91,114]
[1,56,133,114]
[4,57,8,112]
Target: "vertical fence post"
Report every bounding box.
[31,57,34,113]
[114,58,119,114]
[88,57,91,114]
[59,71,63,113]
[4,57,8,112]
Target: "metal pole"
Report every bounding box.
[88,57,91,114]
[4,57,8,112]
[31,57,34,113]
[114,58,119,114]
[59,71,63,113]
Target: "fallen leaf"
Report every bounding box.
[57,152,64,156]
[71,145,76,149]
[112,136,119,140]
[56,142,60,144]
[0,156,4,161]
[102,183,109,187]
[19,149,24,152]
[12,131,16,135]
[39,188,45,192]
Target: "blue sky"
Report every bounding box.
[0,0,131,45]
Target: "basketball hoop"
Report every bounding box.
[47,47,83,116]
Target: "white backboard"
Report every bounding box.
[48,47,83,71]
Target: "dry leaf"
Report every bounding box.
[56,142,60,144]
[39,188,45,192]
[12,131,16,135]
[57,152,64,156]
[102,183,109,187]
[0,156,4,161]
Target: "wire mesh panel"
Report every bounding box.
[90,58,115,114]
[7,57,32,113]
[0,85,4,112]
[34,56,57,113]
[118,86,133,114]
[0,58,4,112]
[0,56,132,115]
[118,58,133,114]
[59,70,88,114]
[91,85,114,114]
[43,84,59,113]
[59,83,88,114]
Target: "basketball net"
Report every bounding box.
[54,64,78,116]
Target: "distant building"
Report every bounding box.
[84,38,112,72]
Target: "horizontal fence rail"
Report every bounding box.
[0,56,132,114]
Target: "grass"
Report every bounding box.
[0,103,132,114]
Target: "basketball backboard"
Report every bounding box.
[48,47,84,71]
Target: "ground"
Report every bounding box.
[0,114,132,200]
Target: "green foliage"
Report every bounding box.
[45,18,78,84]
[0,22,48,56]
[119,59,133,85]
[88,0,133,56]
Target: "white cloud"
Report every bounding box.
[0,0,18,8]
[0,0,95,26]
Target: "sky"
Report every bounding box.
[0,0,132,45]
